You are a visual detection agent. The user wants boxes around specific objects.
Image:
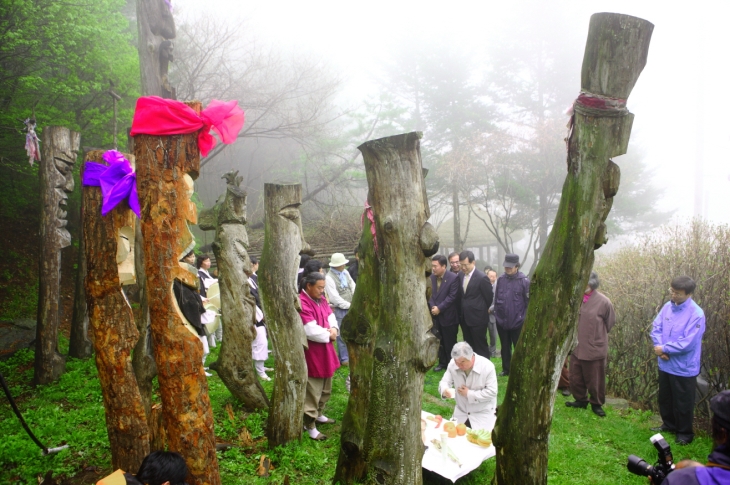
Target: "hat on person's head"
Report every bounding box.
[710,390,730,429]
[329,253,349,267]
[503,253,520,268]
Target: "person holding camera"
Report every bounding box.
[657,390,730,484]
[650,276,706,446]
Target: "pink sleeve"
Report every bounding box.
[299,296,316,325]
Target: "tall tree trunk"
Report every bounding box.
[134,102,220,485]
[68,207,92,359]
[492,13,653,485]
[34,126,80,385]
[334,132,440,485]
[82,150,151,472]
[199,171,269,411]
[259,183,312,447]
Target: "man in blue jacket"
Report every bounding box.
[429,255,460,371]
[493,254,530,376]
[650,276,706,446]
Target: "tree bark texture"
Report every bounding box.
[68,206,93,359]
[198,171,269,411]
[259,183,312,447]
[492,13,653,485]
[134,101,220,485]
[334,132,440,485]
[132,215,157,419]
[135,0,176,98]
[34,126,80,385]
[127,105,157,419]
[82,150,151,472]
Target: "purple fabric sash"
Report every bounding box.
[82,150,140,218]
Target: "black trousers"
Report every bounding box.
[658,370,696,441]
[497,325,522,374]
[437,324,459,367]
[461,323,491,359]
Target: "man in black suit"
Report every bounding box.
[458,250,494,359]
[428,255,460,371]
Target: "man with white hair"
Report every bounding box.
[438,342,498,430]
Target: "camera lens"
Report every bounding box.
[627,455,653,476]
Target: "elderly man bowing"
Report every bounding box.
[438,342,498,430]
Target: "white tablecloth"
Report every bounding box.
[421,410,496,482]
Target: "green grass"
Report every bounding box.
[0,344,714,484]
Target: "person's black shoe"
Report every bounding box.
[560,388,571,397]
[591,404,606,417]
[675,438,693,446]
[649,425,675,432]
[498,371,509,377]
[565,401,588,409]
[433,365,446,372]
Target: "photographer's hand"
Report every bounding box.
[653,345,664,356]
[660,353,669,361]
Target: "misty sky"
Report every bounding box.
[175,0,730,225]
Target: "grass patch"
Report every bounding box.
[0,345,713,484]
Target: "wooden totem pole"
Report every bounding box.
[259,183,313,447]
[34,126,80,385]
[136,0,177,99]
[334,132,440,485]
[198,171,269,411]
[82,150,150,472]
[492,13,653,485]
[134,102,220,485]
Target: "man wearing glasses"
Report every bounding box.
[650,276,706,445]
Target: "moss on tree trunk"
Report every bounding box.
[492,13,653,485]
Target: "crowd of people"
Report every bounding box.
[169,243,726,483]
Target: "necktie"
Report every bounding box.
[463,273,470,292]
[437,276,442,292]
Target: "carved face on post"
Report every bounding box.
[52,133,81,248]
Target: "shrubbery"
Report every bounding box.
[595,220,730,425]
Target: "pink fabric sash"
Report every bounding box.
[130,96,245,157]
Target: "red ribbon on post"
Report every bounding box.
[130,96,245,157]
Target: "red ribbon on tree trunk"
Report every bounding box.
[130,96,245,157]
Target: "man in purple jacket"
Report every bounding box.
[650,276,706,446]
[493,254,530,376]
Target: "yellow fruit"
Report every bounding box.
[456,424,467,436]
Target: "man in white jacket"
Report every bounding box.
[438,342,498,431]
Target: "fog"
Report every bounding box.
[175,0,730,226]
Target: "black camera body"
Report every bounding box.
[627,433,675,483]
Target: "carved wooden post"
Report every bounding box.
[136,0,176,98]
[82,150,151,472]
[134,102,220,485]
[34,126,80,385]
[259,183,312,447]
[334,132,440,485]
[69,213,93,359]
[198,171,269,411]
[492,13,653,485]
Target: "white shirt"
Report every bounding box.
[324,270,356,310]
[300,291,339,343]
[438,354,498,431]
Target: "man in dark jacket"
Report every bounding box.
[458,250,494,359]
[493,253,530,376]
[429,255,460,371]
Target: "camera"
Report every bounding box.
[627,433,675,483]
